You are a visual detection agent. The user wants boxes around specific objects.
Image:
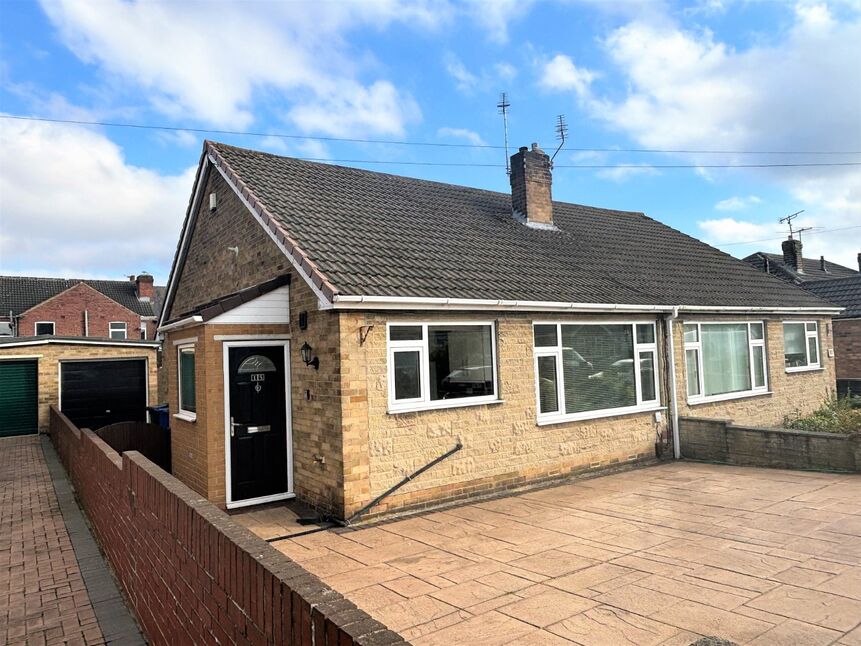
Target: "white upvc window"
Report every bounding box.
[109,322,127,340]
[532,321,660,425]
[34,321,55,335]
[177,344,197,419]
[387,322,499,413]
[784,321,820,371]
[684,321,768,404]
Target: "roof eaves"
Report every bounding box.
[206,141,339,304]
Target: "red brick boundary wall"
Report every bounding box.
[49,406,406,646]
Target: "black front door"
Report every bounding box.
[228,345,289,503]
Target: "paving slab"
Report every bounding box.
[242,461,861,644]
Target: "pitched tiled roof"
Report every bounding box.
[0,276,163,317]
[744,252,859,284]
[204,142,834,310]
[803,275,861,318]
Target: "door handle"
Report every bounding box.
[230,416,240,437]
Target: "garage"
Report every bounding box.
[0,360,38,437]
[0,337,159,433]
[61,359,148,430]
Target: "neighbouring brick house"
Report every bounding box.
[0,274,166,340]
[745,243,860,395]
[158,140,840,519]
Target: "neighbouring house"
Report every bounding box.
[0,274,166,436]
[803,274,861,395]
[745,243,860,395]
[0,273,167,340]
[157,140,840,519]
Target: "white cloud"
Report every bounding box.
[466,0,534,43]
[38,0,428,135]
[596,164,659,182]
[494,62,518,82]
[697,218,781,244]
[715,195,763,211]
[437,127,486,146]
[539,54,596,98]
[0,117,193,283]
[548,5,861,266]
[443,53,479,92]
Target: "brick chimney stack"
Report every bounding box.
[510,143,553,227]
[782,238,804,274]
[135,273,154,301]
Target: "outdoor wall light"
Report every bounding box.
[300,341,319,370]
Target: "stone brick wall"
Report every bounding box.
[18,282,145,339]
[834,318,861,381]
[0,343,158,432]
[673,316,836,427]
[49,406,404,646]
[167,167,290,321]
[679,416,859,472]
[338,311,666,518]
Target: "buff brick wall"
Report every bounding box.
[833,318,861,381]
[0,343,158,432]
[338,311,668,518]
[673,316,836,427]
[18,282,145,339]
[164,273,344,512]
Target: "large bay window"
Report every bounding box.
[684,322,767,402]
[388,323,498,412]
[784,321,820,371]
[533,322,659,423]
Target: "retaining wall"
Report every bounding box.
[679,415,860,472]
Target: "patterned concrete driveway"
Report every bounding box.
[243,462,861,645]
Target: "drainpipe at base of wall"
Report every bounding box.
[666,307,681,459]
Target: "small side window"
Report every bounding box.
[35,322,55,336]
[178,345,197,416]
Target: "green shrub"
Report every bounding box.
[784,393,861,434]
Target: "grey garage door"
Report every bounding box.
[61,360,147,430]
[0,360,38,437]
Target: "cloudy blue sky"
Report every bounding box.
[1,0,859,284]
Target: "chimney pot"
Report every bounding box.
[857,252,861,272]
[781,237,804,274]
[510,143,554,227]
[820,255,827,272]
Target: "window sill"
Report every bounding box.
[388,398,504,415]
[687,390,771,406]
[785,366,823,374]
[173,412,197,422]
[537,404,666,426]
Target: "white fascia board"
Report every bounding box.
[0,338,160,349]
[157,315,203,333]
[209,156,333,310]
[331,294,843,315]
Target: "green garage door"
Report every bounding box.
[0,360,38,437]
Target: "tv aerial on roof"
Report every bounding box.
[779,209,811,240]
[497,92,511,176]
[551,114,568,163]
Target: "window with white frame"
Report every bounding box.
[388,323,498,411]
[178,345,196,416]
[684,322,767,401]
[784,321,820,371]
[109,322,127,340]
[533,322,659,423]
[34,321,55,335]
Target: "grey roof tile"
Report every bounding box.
[803,275,861,318]
[0,276,163,317]
[207,142,834,310]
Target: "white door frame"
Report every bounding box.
[223,339,294,509]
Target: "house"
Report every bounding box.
[803,274,861,395]
[745,244,860,395]
[0,274,165,436]
[0,274,166,340]
[157,140,840,519]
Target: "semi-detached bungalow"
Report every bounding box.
[157,140,840,519]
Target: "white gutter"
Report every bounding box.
[0,338,161,349]
[666,306,681,459]
[157,315,203,333]
[331,294,842,316]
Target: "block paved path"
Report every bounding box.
[246,462,861,646]
[0,435,143,646]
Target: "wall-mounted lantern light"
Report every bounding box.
[300,341,319,370]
